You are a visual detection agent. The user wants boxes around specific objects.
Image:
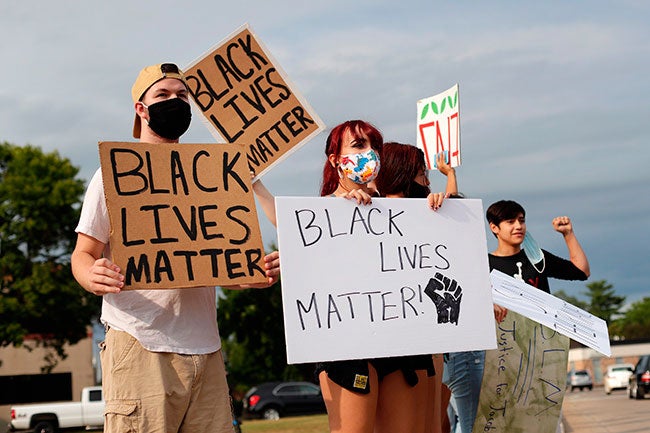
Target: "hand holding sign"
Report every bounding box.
[99,141,268,289]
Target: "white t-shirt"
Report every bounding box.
[76,169,220,354]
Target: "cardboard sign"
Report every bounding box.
[276,197,497,364]
[474,311,569,433]
[416,84,461,169]
[184,24,325,179]
[98,141,267,289]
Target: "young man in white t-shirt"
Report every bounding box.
[71,63,280,433]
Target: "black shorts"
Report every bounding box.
[315,355,435,394]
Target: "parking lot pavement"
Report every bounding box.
[562,387,650,433]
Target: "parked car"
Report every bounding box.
[628,354,650,399]
[243,381,326,420]
[566,370,593,392]
[603,363,634,394]
[9,386,103,433]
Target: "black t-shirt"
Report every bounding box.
[488,249,587,294]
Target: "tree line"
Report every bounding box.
[0,142,101,372]
[1,141,648,386]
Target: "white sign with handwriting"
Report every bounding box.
[490,269,611,356]
[276,197,497,364]
[416,84,461,169]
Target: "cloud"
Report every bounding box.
[1,1,648,304]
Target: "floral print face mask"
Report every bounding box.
[338,149,381,184]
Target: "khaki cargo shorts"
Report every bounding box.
[100,328,233,433]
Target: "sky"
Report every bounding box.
[1,1,648,306]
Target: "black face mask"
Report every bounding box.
[145,98,191,140]
[408,180,431,198]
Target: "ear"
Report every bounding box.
[328,153,338,168]
[135,101,148,120]
[489,222,500,236]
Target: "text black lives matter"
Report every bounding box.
[186,31,317,173]
[108,146,265,286]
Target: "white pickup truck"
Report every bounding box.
[8,386,104,433]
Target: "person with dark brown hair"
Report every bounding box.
[375,142,456,433]
[444,200,590,433]
[375,142,457,198]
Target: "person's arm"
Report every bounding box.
[71,233,124,295]
[552,216,590,277]
[435,152,458,195]
[252,179,277,227]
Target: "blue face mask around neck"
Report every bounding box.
[522,231,545,273]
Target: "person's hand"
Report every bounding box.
[263,250,280,284]
[427,192,447,211]
[493,304,508,323]
[85,258,124,295]
[234,251,281,289]
[436,152,454,177]
[552,216,574,236]
[341,188,373,205]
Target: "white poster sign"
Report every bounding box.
[416,84,460,169]
[490,270,611,356]
[276,197,497,364]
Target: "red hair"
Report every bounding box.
[319,120,383,196]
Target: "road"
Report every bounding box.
[562,387,650,433]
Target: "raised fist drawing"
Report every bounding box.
[424,272,462,325]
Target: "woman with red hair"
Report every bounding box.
[319,119,383,201]
[316,123,447,433]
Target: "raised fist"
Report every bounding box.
[424,272,462,325]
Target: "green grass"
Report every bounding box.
[241,414,329,433]
[62,414,330,433]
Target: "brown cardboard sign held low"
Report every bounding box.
[473,311,568,433]
[184,24,325,180]
[99,141,267,289]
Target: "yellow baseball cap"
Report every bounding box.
[131,63,188,138]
